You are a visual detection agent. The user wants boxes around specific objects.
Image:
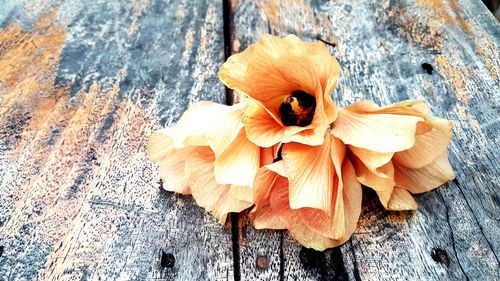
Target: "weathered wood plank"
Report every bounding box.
[231,0,500,280]
[0,0,233,280]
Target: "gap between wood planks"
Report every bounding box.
[221,1,349,280]
[222,1,242,281]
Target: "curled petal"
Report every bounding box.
[394,118,452,169]
[349,145,394,172]
[380,100,431,116]
[147,129,192,194]
[339,160,363,241]
[170,102,225,148]
[395,151,456,194]
[351,154,395,208]
[214,126,260,187]
[250,163,288,230]
[243,102,307,147]
[332,102,423,152]
[186,147,253,223]
[387,188,418,211]
[147,128,175,163]
[282,135,334,213]
[218,45,255,95]
[271,160,362,250]
[309,54,340,123]
[158,146,195,195]
[203,101,248,155]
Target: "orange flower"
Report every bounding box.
[147,101,261,223]
[218,35,341,147]
[250,133,362,250]
[331,100,456,210]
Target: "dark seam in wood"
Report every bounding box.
[223,0,234,106]
[316,36,336,47]
[223,1,241,280]
[328,246,348,280]
[279,230,285,281]
[452,179,500,263]
[230,213,241,281]
[349,240,362,281]
[437,191,469,280]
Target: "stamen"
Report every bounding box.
[279,90,316,127]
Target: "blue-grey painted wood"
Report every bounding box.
[0,0,233,280]
[232,0,500,280]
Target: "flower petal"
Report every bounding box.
[332,102,423,152]
[394,118,452,169]
[395,151,456,194]
[340,160,363,240]
[269,159,361,250]
[282,134,335,213]
[349,145,394,172]
[170,102,221,148]
[351,154,395,208]
[157,146,195,195]
[387,188,418,210]
[203,102,248,155]
[243,101,306,147]
[214,126,260,187]
[147,128,175,163]
[272,55,320,96]
[250,163,288,230]
[185,147,253,223]
[380,100,430,116]
[309,54,340,123]
[268,178,339,250]
[218,45,255,95]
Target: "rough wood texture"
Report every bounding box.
[232,0,500,280]
[1,0,499,280]
[0,0,234,280]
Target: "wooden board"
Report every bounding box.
[231,0,500,280]
[0,0,499,280]
[0,0,235,280]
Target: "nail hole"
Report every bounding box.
[256,255,269,270]
[160,251,175,268]
[431,248,450,266]
[299,247,323,268]
[421,63,434,75]
[0,246,4,258]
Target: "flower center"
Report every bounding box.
[279,90,316,127]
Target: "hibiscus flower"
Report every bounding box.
[147,101,262,223]
[332,100,456,210]
[250,133,362,250]
[218,34,341,147]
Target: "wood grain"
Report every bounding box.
[231,0,500,280]
[1,0,499,280]
[0,0,234,280]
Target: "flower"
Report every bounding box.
[250,133,362,250]
[147,101,262,223]
[218,34,341,148]
[148,33,456,251]
[331,100,456,210]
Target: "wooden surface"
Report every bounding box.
[0,0,499,280]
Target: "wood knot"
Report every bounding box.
[431,248,450,267]
[256,255,269,270]
[160,251,175,268]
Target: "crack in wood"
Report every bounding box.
[437,191,469,280]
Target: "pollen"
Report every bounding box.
[279,90,316,127]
